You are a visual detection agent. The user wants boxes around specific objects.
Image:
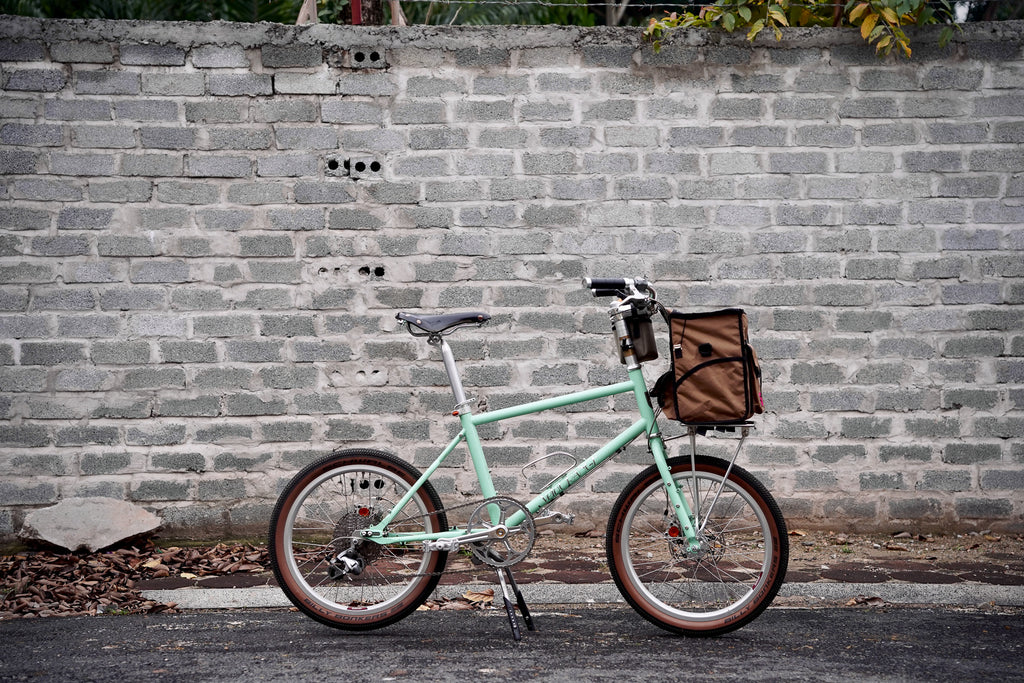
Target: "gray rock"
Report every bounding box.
[20,497,161,552]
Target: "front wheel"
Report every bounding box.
[268,449,448,630]
[606,455,788,636]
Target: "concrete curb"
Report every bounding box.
[143,582,1024,611]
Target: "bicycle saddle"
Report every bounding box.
[396,311,491,334]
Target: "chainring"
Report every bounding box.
[465,497,536,568]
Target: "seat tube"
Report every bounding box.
[433,335,498,501]
[433,336,468,407]
[461,413,498,501]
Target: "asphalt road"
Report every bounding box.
[1,605,1021,682]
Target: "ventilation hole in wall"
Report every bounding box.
[354,51,366,62]
[374,266,385,277]
[327,158,340,171]
[358,266,370,276]
[369,161,381,172]
[354,161,366,173]
[358,265,386,278]
[370,51,380,61]
[344,159,351,172]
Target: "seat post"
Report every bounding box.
[430,335,469,409]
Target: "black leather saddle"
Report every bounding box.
[396,311,491,335]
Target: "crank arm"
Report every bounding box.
[424,524,509,553]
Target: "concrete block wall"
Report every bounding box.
[0,16,1022,539]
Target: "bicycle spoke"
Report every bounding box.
[609,456,786,634]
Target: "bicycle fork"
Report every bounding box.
[629,367,705,554]
[647,421,704,554]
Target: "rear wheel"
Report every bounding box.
[606,455,787,636]
[269,449,448,630]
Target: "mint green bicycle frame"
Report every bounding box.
[359,363,701,550]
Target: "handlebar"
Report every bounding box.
[582,277,652,298]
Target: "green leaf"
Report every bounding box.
[722,11,736,31]
[938,25,953,48]
[746,18,765,40]
[738,5,752,22]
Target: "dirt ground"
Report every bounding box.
[530,527,1024,581]
[584,526,1021,560]
[3,528,1022,619]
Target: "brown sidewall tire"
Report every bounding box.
[268,449,448,630]
[606,455,788,637]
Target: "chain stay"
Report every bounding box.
[352,496,543,578]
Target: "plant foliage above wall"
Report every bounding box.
[643,0,959,57]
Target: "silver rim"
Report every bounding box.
[619,470,774,623]
[281,464,437,615]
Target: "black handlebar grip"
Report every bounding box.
[584,277,627,290]
[583,277,650,293]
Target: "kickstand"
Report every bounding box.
[495,566,535,641]
[504,565,535,633]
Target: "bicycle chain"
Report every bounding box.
[359,495,537,578]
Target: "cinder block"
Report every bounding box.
[208,73,273,97]
[1,123,63,146]
[142,72,204,96]
[130,478,190,500]
[185,101,243,123]
[21,341,86,365]
[4,68,67,92]
[140,127,196,150]
[75,70,138,95]
[224,393,287,416]
[274,73,336,95]
[261,44,321,68]
[191,45,248,68]
[186,155,251,178]
[337,73,397,96]
[0,150,38,174]
[254,100,317,123]
[275,127,337,150]
[120,43,185,66]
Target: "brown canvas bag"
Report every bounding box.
[653,308,764,424]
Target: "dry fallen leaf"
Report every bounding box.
[440,600,475,611]
[885,543,908,552]
[463,588,495,604]
[846,595,886,607]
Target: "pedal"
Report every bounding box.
[534,510,574,527]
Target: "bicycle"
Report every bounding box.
[268,277,788,640]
